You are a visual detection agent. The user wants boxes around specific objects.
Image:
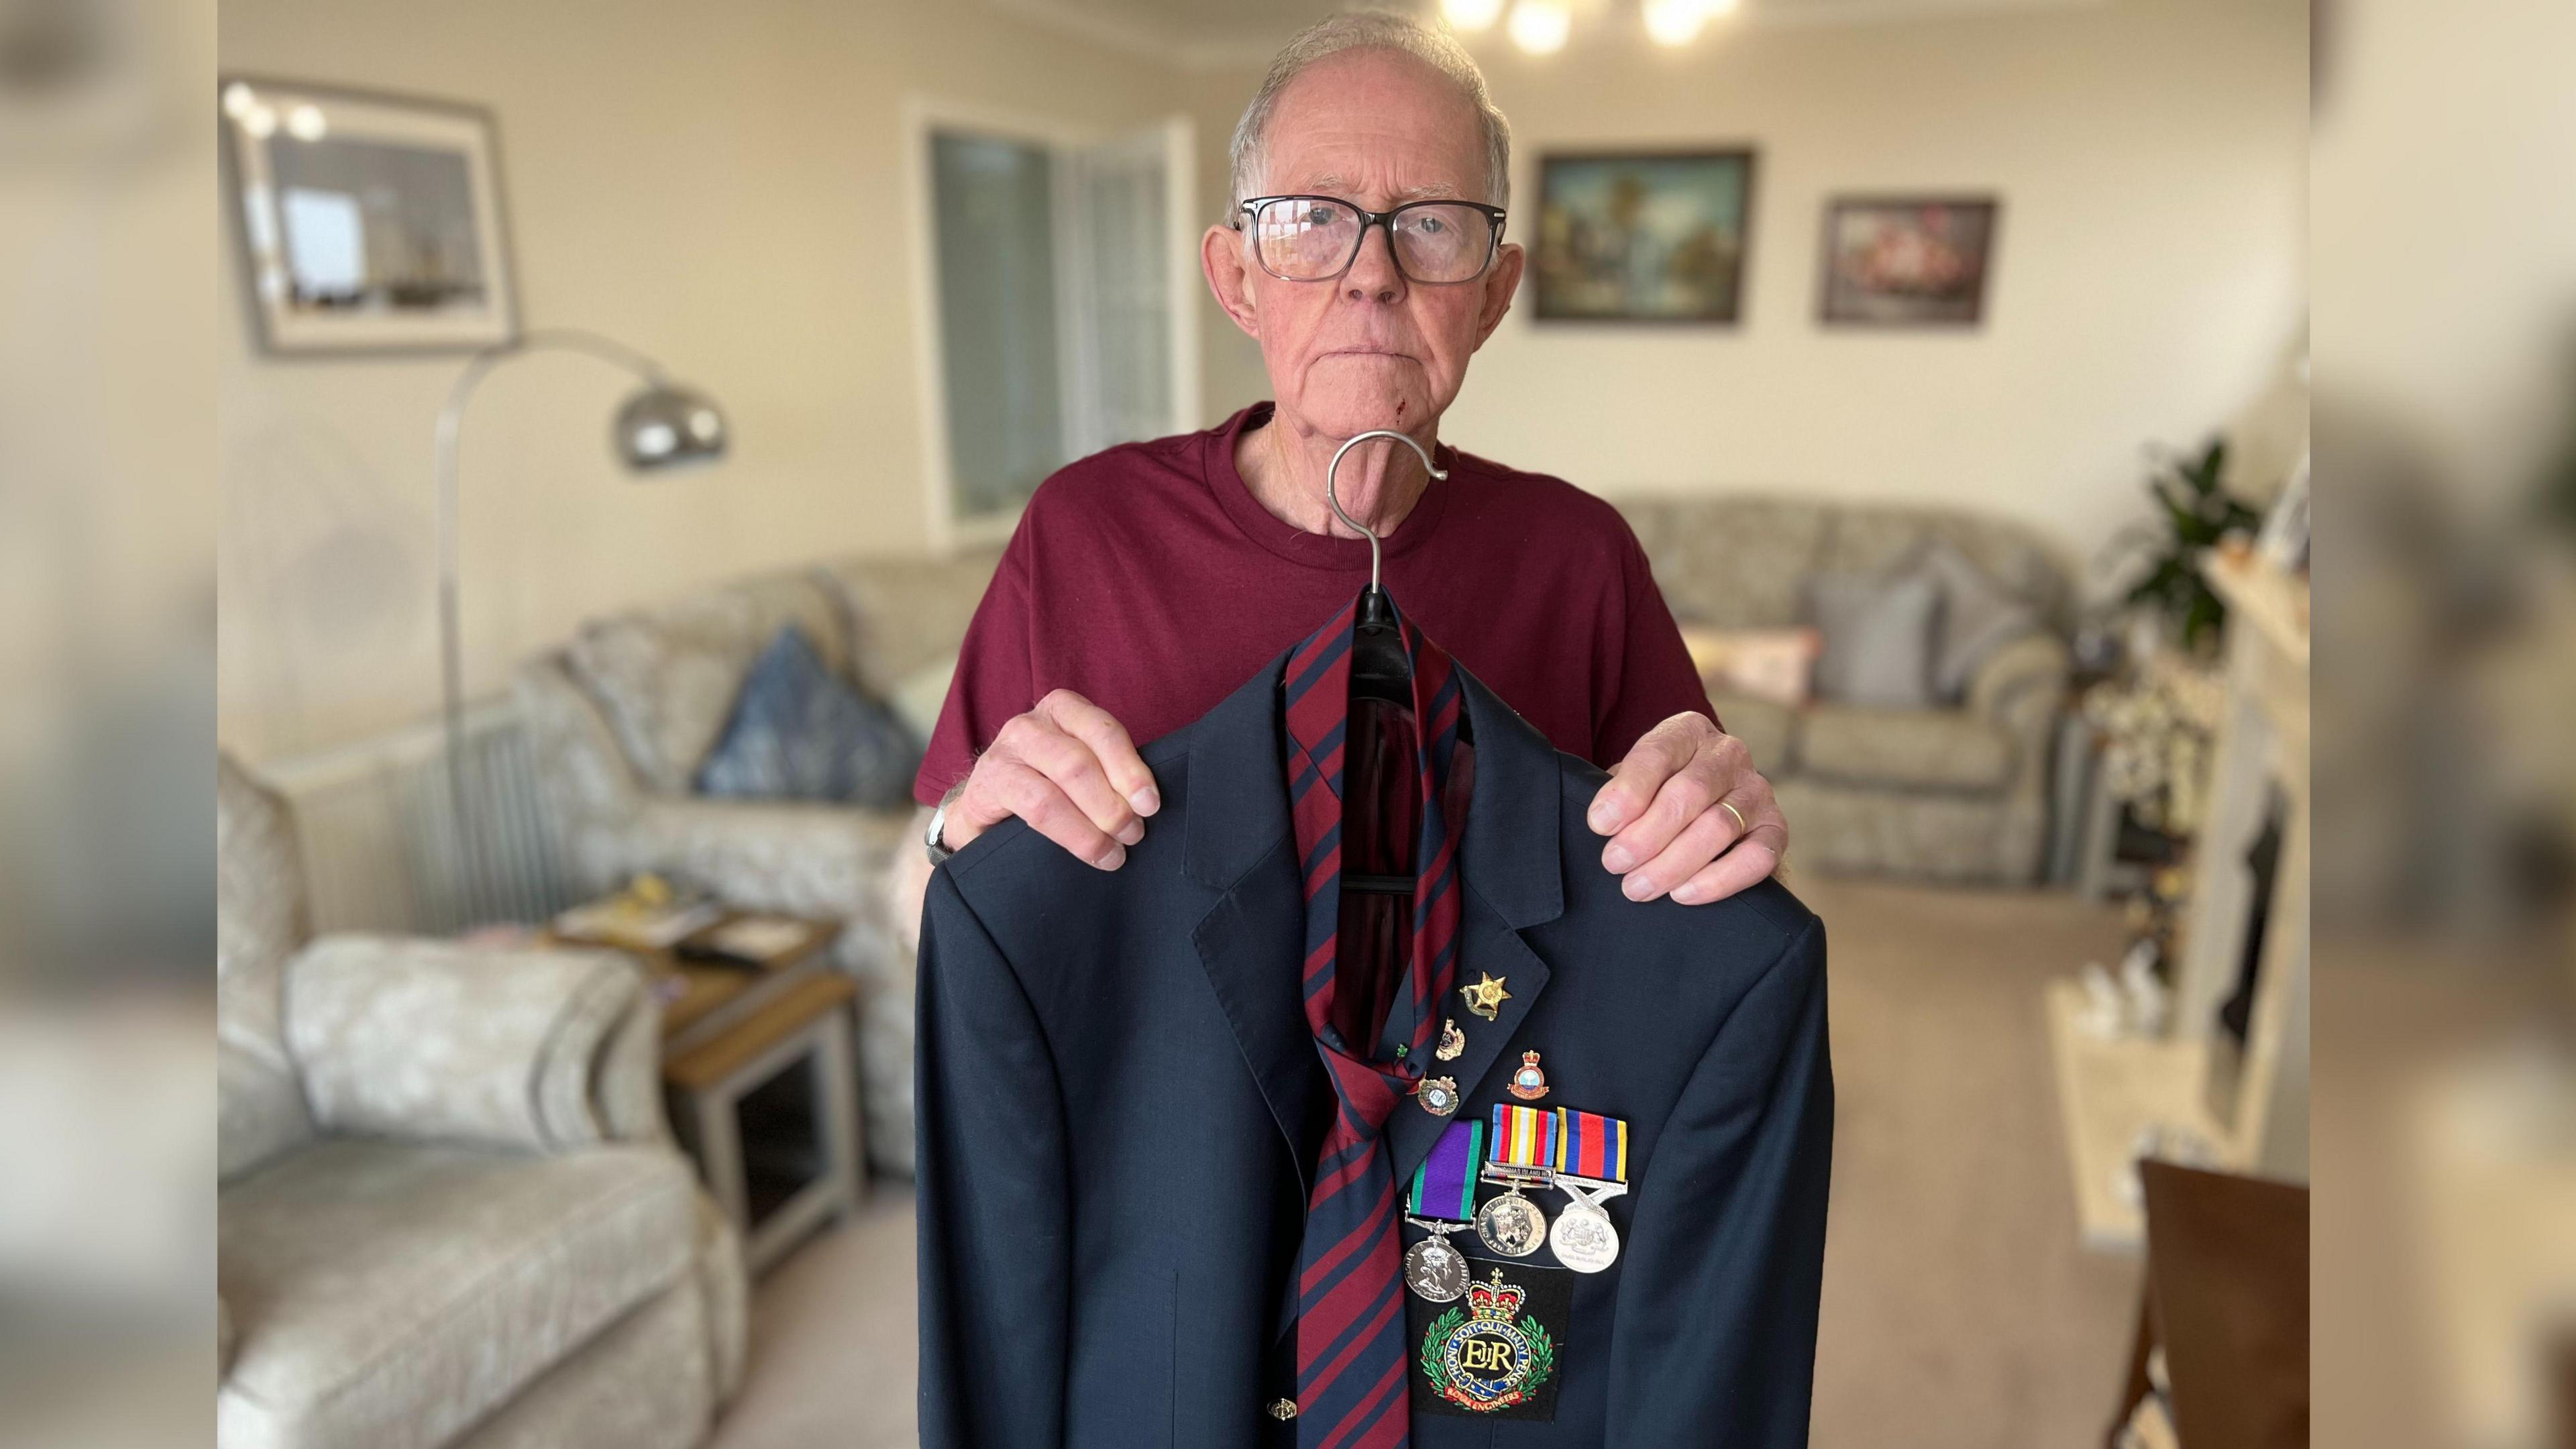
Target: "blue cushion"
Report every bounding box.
[696,626,923,808]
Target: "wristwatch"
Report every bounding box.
[924,796,957,867]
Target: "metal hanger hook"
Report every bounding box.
[1325,429,1448,594]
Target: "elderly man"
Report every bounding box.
[910,12,1787,908]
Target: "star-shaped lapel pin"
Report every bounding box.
[1459,971,1511,1022]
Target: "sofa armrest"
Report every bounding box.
[514,655,647,828]
[282,935,661,1152]
[1966,633,2072,740]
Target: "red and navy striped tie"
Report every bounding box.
[1279,593,1470,1449]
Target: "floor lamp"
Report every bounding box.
[433,326,727,924]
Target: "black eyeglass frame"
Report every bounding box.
[1234,194,1510,284]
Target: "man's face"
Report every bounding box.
[1203,49,1524,443]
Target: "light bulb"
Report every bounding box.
[1644,0,1706,46]
[1443,0,1505,31]
[241,105,278,140]
[1507,0,1570,54]
[222,82,257,119]
[286,104,327,142]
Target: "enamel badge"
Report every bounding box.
[1436,1017,1466,1061]
[1506,1050,1550,1101]
[1459,973,1511,1022]
[1416,1075,1461,1117]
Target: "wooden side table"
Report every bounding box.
[665,970,866,1275]
[549,906,865,1274]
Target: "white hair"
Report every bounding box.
[1227,11,1513,219]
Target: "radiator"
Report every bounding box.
[259,701,579,936]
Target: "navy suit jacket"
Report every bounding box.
[917,644,1833,1448]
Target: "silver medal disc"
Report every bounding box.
[1548,1196,1620,1273]
[1472,1190,1548,1258]
[1403,1234,1468,1301]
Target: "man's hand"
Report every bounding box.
[1587,713,1788,905]
[941,689,1160,868]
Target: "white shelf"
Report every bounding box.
[2042,981,2231,1252]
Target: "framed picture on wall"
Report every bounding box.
[1817,195,2000,327]
[220,77,520,354]
[1533,150,1756,323]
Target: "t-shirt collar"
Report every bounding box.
[1203,401,1456,572]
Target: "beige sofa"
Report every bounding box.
[513,552,1002,1179]
[1615,496,2077,884]
[216,753,747,1449]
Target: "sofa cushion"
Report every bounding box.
[1910,538,2046,702]
[1705,692,1798,777]
[814,551,1004,698]
[1807,570,1941,708]
[1800,704,2016,791]
[696,625,922,808]
[217,1139,696,1449]
[568,575,851,794]
[1815,506,2076,635]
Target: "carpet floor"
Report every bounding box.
[704,877,2143,1449]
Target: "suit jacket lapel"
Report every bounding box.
[1382,663,1568,1190]
[1183,641,1574,1205]
[1186,654,1314,1198]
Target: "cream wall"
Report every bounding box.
[1191,0,2308,574]
[217,0,1187,759]
[221,0,2304,759]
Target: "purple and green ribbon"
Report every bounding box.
[1407,1119,1483,1222]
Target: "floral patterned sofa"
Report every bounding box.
[1614,496,2078,884]
[217,753,747,1449]
[513,551,1001,1178]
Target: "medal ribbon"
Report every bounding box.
[1407,1120,1483,1224]
[1281,590,1469,1449]
[1554,1108,1629,1186]
[1490,1104,1557,1171]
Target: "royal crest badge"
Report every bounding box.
[1417,1270,1557,1414]
[1506,1050,1550,1101]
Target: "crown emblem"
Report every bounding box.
[1464,1269,1527,1320]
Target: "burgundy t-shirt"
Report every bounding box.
[912,402,1715,808]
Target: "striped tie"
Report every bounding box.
[1279,593,1470,1449]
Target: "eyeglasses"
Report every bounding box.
[1236,195,1508,285]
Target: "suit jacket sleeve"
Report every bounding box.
[916,864,1071,1448]
[1606,915,1833,1446]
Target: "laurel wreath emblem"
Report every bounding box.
[1417,1306,1558,1412]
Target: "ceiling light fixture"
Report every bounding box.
[1507,0,1572,54]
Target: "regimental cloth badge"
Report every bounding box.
[1407,1261,1572,1421]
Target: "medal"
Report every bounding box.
[1416,1075,1460,1116]
[1506,1049,1550,1101]
[1477,1104,1557,1258]
[1547,1196,1619,1273]
[1458,972,1511,1022]
[1404,1230,1471,1301]
[1474,1190,1547,1257]
[1547,1108,1631,1275]
[1406,1121,1484,1299]
[1436,1017,1465,1061]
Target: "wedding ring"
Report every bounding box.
[1720,800,1748,833]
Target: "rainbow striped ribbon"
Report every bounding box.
[1490,1103,1557,1172]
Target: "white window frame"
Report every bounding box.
[903,97,1201,554]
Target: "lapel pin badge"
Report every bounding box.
[1459,972,1511,1022]
[1436,1017,1466,1061]
[1507,1050,1550,1101]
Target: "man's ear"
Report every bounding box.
[1201,224,1262,339]
[1471,241,1525,350]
